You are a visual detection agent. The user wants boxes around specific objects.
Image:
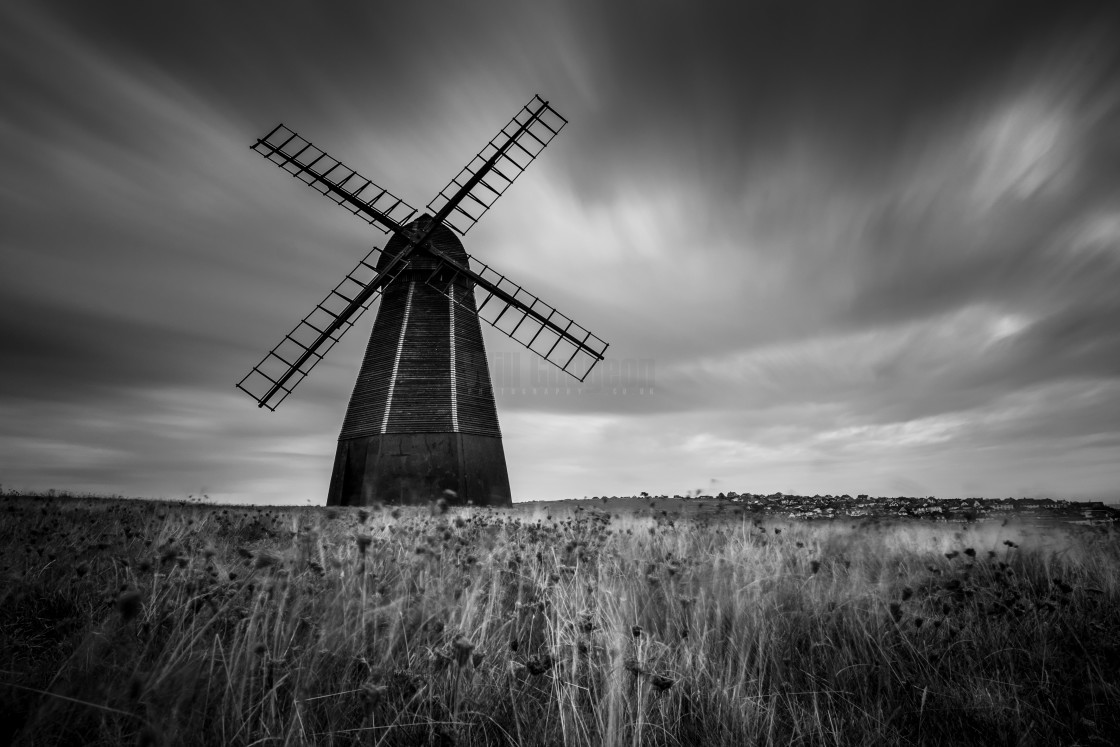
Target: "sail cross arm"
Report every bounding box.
[426,95,568,236]
[422,253,608,382]
[237,246,412,409]
[252,124,417,234]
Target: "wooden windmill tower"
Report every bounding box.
[237,95,608,507]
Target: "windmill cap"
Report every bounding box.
[376,214,470,275]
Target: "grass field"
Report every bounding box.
[2,494,1118,746]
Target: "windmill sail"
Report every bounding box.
[426,95,567,235]
[237,246,408,409]
[423,255,607,381]
[239,94,606,411]
[252,124,418,233]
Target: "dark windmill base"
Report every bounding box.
[326,432,511,506]
[323,218,513,508]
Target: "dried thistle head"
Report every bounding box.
[136,726,159,747]
[117,589,142,621]
[578,610,596,633]
[127,675,144,701]
[360,682,388,709]
[355,534,373,555]
[451,634,475,667]
[427,647,453,672]
[525,653,553,676]
[624,657,647,676]
[889,602,903,623]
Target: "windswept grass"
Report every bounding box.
[1,496,1118,746]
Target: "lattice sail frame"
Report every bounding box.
[426,95,567,236]
[424,257,607,381]
[238,95,607,409]
[252,125,418,232]
[237,247,404,410]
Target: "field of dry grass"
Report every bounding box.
[2,494,1118,746]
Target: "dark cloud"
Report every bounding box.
[562,1,1117,192]
[1,1,1118,501]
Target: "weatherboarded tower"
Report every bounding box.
[237,95,608,507]
[326,217,510,505]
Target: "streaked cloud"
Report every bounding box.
[1,0,1118,502]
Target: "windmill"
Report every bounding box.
[237,95,608,507]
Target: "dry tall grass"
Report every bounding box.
[2,495,1118,746]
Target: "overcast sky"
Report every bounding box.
[2,1,1119,503]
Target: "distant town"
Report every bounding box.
[586,492,1120,525]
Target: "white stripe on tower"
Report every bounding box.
[381,281,415,434]
[449,288,459,432]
